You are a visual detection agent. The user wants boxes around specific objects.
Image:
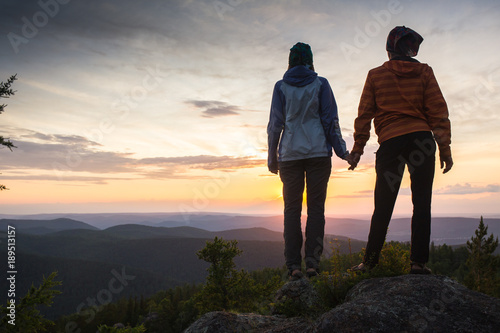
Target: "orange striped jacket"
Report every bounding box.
[352,60,451,158]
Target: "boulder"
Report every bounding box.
[272,277,323,316]
[314,275,500,332]
[184,275,500,333]
[183,311,311,333]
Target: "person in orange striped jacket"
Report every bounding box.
[348,26,453,274]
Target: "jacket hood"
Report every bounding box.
[383,60,428,78]
[283,65,318,87]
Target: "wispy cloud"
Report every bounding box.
[435,183,500,195]
[334,183,500,198]
[186,100,241,118]
[1,138,132,174]
[334,190,373,199]
[333,187,411,198]
[0,173,122,185]
[0,0,188,43]
[2,0,500,215]
[0,130,264,182]
[139,155,263,170]
[136,155,264,179]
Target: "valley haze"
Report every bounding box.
[0,212,498,320]
[1,212,499,246]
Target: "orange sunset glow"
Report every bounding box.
[1,0,499,219]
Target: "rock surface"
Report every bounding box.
[314,275,500,332]
[184,275,500,333]
[183,311,311,333]
[272,277,323,315]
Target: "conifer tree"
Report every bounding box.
[195,237,243,311]
[0,74,17,191]
[0,272,61,332]
[465,216,500,296]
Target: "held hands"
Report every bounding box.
[346,152,361,170]
[346,153,453,173]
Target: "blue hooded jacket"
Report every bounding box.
[267,66,348,170]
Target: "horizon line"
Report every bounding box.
[0,211,498,219]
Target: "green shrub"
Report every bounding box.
[193,237,284,315]
[313,241,411,310]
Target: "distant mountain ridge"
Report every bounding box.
[0,218,366,321]
[2,214,499,246]
[0,217,98,235]
[101,224,285,242]
[0,217,367,252]
[1,213,498,322]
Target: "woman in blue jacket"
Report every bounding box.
[268,42,350,280]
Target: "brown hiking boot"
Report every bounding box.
[410,262,432,275]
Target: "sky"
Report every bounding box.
[0,0,499,217]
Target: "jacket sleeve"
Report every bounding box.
[318,78,348,159]
[267,81,285,170]
[352,72,376,155]
[423,67,452,158]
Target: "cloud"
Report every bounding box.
[0,130,264,181]
[20,131,102,146]
[334,182,500,199]
[0,1,184,41]
[139,155,263,170]
[186,99,241,118]
[136,155,264,179]
[0,174,122,185]
[334,190,373,199]
[333,187,412,198]
[435,183,500,195]
[1,138,133,174]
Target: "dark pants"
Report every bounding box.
[364,131,436,266]
[279,157,331,274]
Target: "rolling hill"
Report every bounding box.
[0,250,177,319]
[1,213,498,321]
[0,220,367,321]
[0,218,98,235]
[3,213,497,246]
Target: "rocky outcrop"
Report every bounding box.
[183,311,311,333]
[272,277,323,316]
[314,275,500,332]
[185,275,500,333]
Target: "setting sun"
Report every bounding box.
[0,0,499,218]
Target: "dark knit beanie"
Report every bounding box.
[289,42,313,68]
